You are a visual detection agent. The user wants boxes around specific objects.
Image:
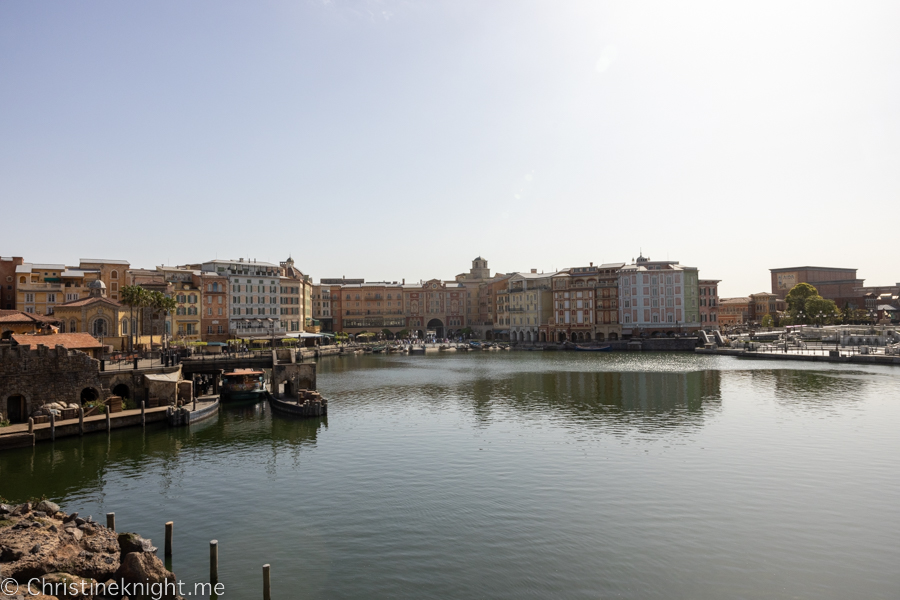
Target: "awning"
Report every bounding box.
[285,332,329,338]
[144,372,181,382]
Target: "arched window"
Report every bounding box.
[59,321,66,333]
[121,318,128,334]
[92,319,107,336]
[19,276,25,284]
[111,270,118,279]
[70,319,77,332]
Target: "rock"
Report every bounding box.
[117,532,157,555]
[12,502,32,515]
[36,500,60,515]
[117,552,183,600]
[0,503,11,515]
[41,571,98,599]
[75,517,86,526]
[64,512,78,523]
[32,510,48,518]
[0,511,119,582]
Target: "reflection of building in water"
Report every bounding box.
[469,369,721,429]
[767,370,868,406]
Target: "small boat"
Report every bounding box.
[221,369,266,401]
[574,345,612,352]
[372,345,386,353]
[267,391,327,418]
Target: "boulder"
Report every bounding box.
[36,500,61,515]
[117,532,157,555]
[117,552,183,600]
[39,571,98,599]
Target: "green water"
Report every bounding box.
[2,352,899,599]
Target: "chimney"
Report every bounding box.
[590,262,593,267]
[403,278,405,284]
[531,269,537,274]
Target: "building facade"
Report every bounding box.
[718,297,751,327]
[201,259,285,337]
[698,279,720,330]
[618,255,701,337]
[199,271,229,343]
[1,257,24,311]
[770,266,865,308]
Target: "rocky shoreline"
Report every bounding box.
[0,501,183,600]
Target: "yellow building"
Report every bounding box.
[78,259,130,302]
[157,267,202,342]
[52,280,127,349]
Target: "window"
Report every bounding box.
[111,270,118,279]
[121,319,128,334]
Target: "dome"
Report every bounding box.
[88,279,106,289]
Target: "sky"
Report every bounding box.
[1,0,898,297]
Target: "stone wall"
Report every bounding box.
[273,362,316,396]
[0,344,106,422]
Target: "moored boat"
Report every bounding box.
[267,390,327,418]
[574,345,612,352]
[221,369,266,401]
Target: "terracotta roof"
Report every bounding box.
[12,332,103,350]
[0,311,61,325]
[58,296,122,308]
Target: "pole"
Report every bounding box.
[141,401,146,427]
[50,412,55,442]
[107,513,115,531]
[106,408,111,433]
[210,540,219,584]
[263,564,271,600]
[165,521,173,557]
[79,407,84,436]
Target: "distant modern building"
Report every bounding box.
[770,266,864,308]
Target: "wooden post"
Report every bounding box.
[141,401,146,427]
[263,564,271,600]
[28,417,34,434]
[106,512,115,530]
[78,407,85,436]
[165,521,173,556]
[50,412,55,442]
[210,540,218,584]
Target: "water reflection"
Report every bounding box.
[0,402,327,504]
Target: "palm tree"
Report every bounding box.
[120,285,150,352]
[149,291,177,349]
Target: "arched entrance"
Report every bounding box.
[283,380,293,398]
[597,333,606,342]
[539,332,546,342]
[91,318,109,337]
[81,388,99,405]
[6,395,26,424]
[558,332,566,343]
[609,332,618,341]
[112,384,130,400]
[426,319,444,339]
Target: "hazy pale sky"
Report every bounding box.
[2,1,898,296]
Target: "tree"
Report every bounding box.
[761,314,774,328]
[381,328,393,339]
[149,291,177,348]
[120,285,151,351]
[785,283,819,319]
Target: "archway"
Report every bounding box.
[426,319,445,339]
[539,332,546,342]
[585,332,592,341]
[597,333,606,342]
[558,332,566,343]
[282,380,293,398]
[486,331,494,340]
[526,331,533,342]
[91,318,109,337]
[609,332,618,341]
[577,332,585,341]
[80,388,100,404]
[6,395,26,424]
[112,383,130,400]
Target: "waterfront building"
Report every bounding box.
[403,279,467,339]
[770,266,865,308]
[340,281,407,336]
[508,270,555,343]
[548,268,595,343]
[16,262,68,315]
[201,259,285,338]
[199,271,229,343]
[595,263,624,341]
[127,268,174,343]
[0,256,24,310]
[618,255,701,337]
[279,257,307,334]
[749,292,784,324]
[52,280,127,348]
[699,279,720,330]
[157,266,202,342]
[312,284,334,333]
[718,297,751,327]
[453,257,495,339]
[488,274,512,340]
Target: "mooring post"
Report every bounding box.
[50,412,55,442]
[106,408,111,432]
[263,564,271,600]
[78,407,84,436]
[210,540,219,584]
[141,401,146,427]
[165,521,173,556]
[107,512,115,531]
[28,417,34,434]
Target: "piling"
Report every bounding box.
[50,412,55,442]
[28,417,34,434]
[106,513,115,531]
[141,401,146,427]
[263,564,271,600]
[106,409,111,433]
[78,407,84,436]
[165,521,173,556]
[210,540,218,583]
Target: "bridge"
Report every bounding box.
[179,349,317,391]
